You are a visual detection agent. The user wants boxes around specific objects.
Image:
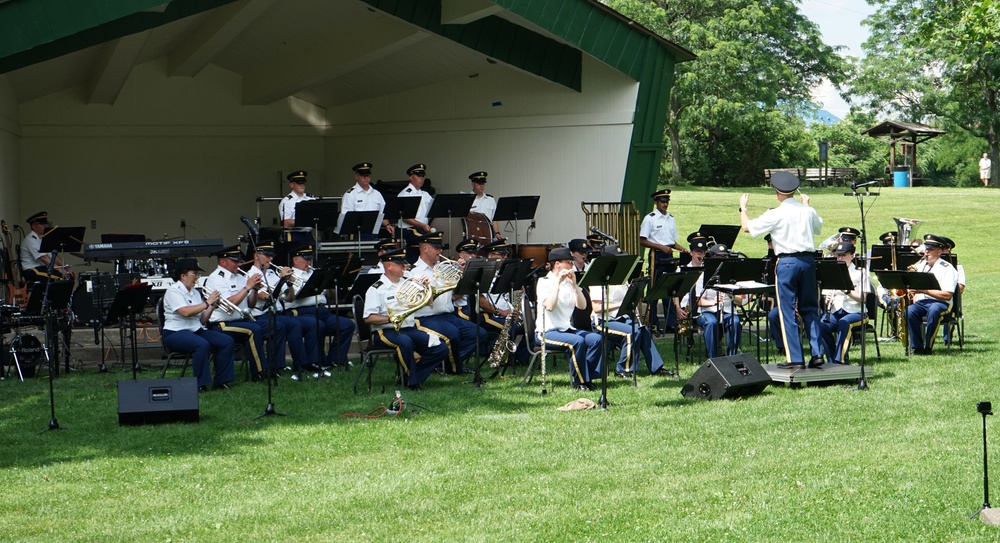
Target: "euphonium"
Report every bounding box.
[195,286,255,321]
[487,290,523,368]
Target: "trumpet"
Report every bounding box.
[235,265,275,296]
[195,286,255,321]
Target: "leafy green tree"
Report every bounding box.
[605,0,845,186]
[852,0,1000,186]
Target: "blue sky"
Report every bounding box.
[799,0,877,118]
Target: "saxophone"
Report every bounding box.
[488,290,523,368]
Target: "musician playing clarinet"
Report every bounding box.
[161,258,234,392]
[675,237,744,359]
[536,247,603,391]
[818,242,868,364]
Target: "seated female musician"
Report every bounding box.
[161,258,235,392]
[535,247,603,391]
[819,241,868,364]
[363,249,448,390]
[588,246,671,378]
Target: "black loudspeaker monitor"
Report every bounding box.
[118,377,199,425]
[680,353,771,400]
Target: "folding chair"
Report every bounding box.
[519,297,569,387]
[157,298,191,378]
[351,295,401,393]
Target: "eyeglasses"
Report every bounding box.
[414,173,425,178]
[655,198,670,203]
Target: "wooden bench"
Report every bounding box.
[764,167,857,188]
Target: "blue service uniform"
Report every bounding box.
[280,267,356,368]
[747,198,824,364]
[161,282,235,388]
[364,275,448,387]
[591,284,664,374]
[905,258,958,351]
[818,261,867,363]
[639,209,679,331]
[535,272,603,387]
[206,267,282,378]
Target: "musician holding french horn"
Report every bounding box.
[363,248,448,390]
[205,245,279,382]
[161,258,235,392]
[409,232,489,374]
[905,234,959,355]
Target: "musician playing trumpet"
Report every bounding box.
[279,245,356,372]
[161,258,235,392]
[245,241,320,378]
[905,234,959,355]
[818,242,869,364]
[363,249,448,390]
[536,247,603,391]
[205,245,278,382]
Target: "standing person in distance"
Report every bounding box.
[979,152,992,187]
[639,189,688,334]
[339,162,394,241]
[739,172,825,369]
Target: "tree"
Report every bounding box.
[605,0,845,185]
[852,0,1000,186]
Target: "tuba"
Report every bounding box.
[892,217,925,247]
[386,257,463,330]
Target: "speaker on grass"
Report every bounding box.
[118,377,199,425]
[680,353,770,400]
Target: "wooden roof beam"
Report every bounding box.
[168,0,278,77]
[87,30,150,105]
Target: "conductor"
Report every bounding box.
[739,172,825,369]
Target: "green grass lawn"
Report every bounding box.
[3,186,1000,542]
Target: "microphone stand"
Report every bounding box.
[971,402,993,519]
[845,183,878,390]
[39,252,67,433]
[247,228,285,419]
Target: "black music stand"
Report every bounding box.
[494,196,540,248]
[452,258,499,388]
[579,254,640,410]
[815,260,854,293]
[428,194,475,253]
[336,210,380,239]
[382,196,420,247]
[294,268,331,374]
[486,258,533,378]
[874,270,941,356]
[35,259,74,433]
[697,225,740,250]
[704,258,765,288]
[295,201,339,242]
[104,283,152,378]
[646,271,702,318]
[40,227,84,372]
[619,276,650,387]
[350,273,382,300]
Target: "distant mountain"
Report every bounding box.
[805,109,841,126]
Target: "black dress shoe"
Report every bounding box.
[198,385,209,393]
[614,371,633,379]
[213,383,230,391]
[776,362,803,370]
[652,367,676,377]
[406,384,422,391]
[576,384,590,392]
[807,356,825,368]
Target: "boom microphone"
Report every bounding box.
[240,215,259,237]
[850,180,880,191]
[589,226,618,244]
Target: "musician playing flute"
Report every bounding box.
[161,258,235,392]
[206,245,280,382]
[363,248,448,390]
[536,247,603,391]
